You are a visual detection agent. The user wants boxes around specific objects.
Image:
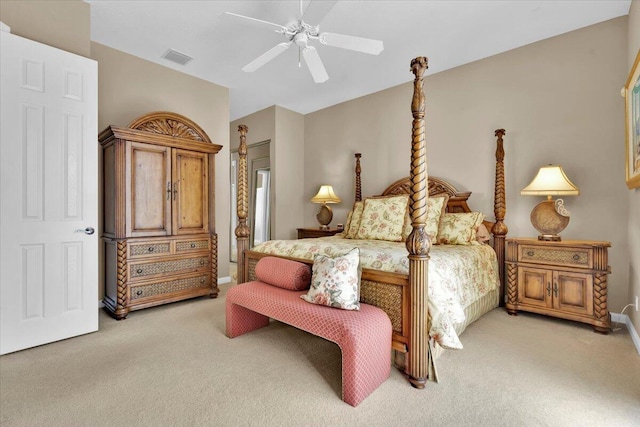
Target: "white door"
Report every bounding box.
[0,30,98,355]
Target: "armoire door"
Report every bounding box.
[126,141,172,237]
[172,149,209,235]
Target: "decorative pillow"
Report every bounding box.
[355,195,408,242]
[476,223,491,244]
[339,209,354,237]
[255,257,312,291]
[402,194,449,241]
[437,212,485,245]
[345,201,364,239]
[301,248,361,310]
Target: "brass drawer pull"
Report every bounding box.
[573,254,580,261]
[148,247,154,252]
[136,268,143,274]
[191,243,196,248]
[527,250,534,257]
[547,282,551,297]
[136,290,143,296]
[200,279,205,284]
[199,260,205,266]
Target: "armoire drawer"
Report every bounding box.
[128,240,171,258]
[175,238,209,253]
[129,255,209,281]
[129,274,211,301]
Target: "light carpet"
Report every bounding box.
[1,282,639,426]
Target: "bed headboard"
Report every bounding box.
[352,155,497,231]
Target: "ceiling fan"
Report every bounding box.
[225,0,384,83]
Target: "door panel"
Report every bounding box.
[173,149,209,235]
[518,267,552,309]
[1,31,98,355]
[553,271,593,316]
[126,141,171,237]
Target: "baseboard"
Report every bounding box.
[611,312,640,356]
[218,276,231,285]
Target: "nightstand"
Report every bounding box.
[505,238,611,333]
[297,227,341,239]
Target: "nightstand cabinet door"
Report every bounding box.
[553,271,593,316]
[518,267,552,309]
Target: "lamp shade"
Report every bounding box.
[520,165,580,196]
[311,185,341,204]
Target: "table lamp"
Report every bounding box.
[521,165,580,241]
[311,185,341,229]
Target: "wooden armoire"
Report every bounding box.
[100,112,222,319]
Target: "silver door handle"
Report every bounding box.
[75,227,95,235]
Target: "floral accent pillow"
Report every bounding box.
[345,201,364,239]
[338,209,354,237]
[301,248,361,310]
[402,194,449,241]
[437,212,485,245]
[355,195,408,242]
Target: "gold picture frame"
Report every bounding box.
[624,49,640,189]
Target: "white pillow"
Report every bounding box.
[301,248,361,310]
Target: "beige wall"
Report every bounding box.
[627,0,640,333]
[92,42,231,296]
[304,17,631,312]
[230,106,305,241]
[0,0,90,57]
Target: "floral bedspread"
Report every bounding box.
[251,236,500,349]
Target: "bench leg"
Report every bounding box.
[340,339,391,407]
[226,302,270,338]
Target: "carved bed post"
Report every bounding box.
[354,153,362,202]
[405,56,430,389]
[492,129,508,306]
[235,125,250,284]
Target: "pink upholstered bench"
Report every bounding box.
[225,258,392,407]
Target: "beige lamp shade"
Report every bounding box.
[521,165,579,241]
[311,185,341,229]
[311,185,342,204]
[520,165,580,196]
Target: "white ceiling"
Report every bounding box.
[87,0,631,121]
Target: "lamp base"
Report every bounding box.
[530,199,569,241]
[316,203,333,228]
[538,234,562,242]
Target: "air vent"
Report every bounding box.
[162,49,193,66]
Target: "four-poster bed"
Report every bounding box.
[234,57,507,387]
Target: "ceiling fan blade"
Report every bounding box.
[224,12,287,32]
[243,42,292,72]
[319,32,384,55]
[300,0,339,25]
[302,46,329,83]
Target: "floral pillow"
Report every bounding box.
[345,201,364,239]
[437,212,485,245]
[301,248,361,310]
[355,195,408,242]
[402,194,449,241]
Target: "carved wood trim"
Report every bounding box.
[210,233,219,298]
[115,240,129,319]
[405,56,430,389]
[235,125,250,284]
[593,273,608,322]
[127,111,212,143]
[355,153,362,202]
